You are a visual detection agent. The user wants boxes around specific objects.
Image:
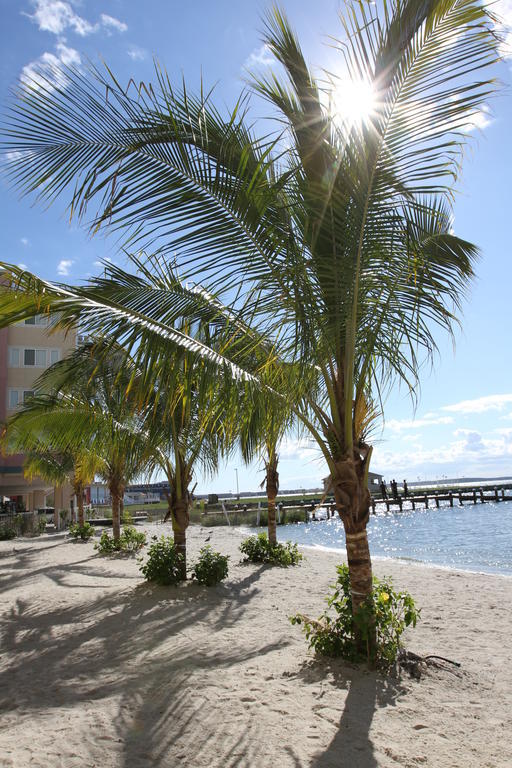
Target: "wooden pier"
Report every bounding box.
[279,487,512,522]
[369,487,512,514]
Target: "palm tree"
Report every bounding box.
[4,346,154,540]
[0,2,500,654]
[236,383,294,545]
[22,445,99,527]
[140,356,230,578]
[33,338,229,575]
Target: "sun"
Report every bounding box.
[329,78,377,128]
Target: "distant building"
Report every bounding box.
[323,470,383,495]
[0,315,76,511]
[86,483,160,506]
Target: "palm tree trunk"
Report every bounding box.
[164,493,189,579]
[331,455,375,662]
[265,452,279,546]
[74,480,85,527]
[111,493,121,540]
[162,457,190,581]
[170,498,189,580]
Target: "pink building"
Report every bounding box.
[0,316,77,512]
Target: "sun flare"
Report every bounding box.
[329,78,376,127]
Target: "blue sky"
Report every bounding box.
[1,0,512,493]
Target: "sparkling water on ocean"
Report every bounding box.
[261,500,512,575]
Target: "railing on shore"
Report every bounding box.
[370,487,512,514]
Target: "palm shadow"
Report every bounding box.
[293,658,407,768]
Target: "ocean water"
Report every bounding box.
[256,500,512,575]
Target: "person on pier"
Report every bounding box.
[403,480,408,498]
[380,480,388,499]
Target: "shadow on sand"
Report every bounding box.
[0,537,409,767]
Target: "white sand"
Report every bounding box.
[0,523,511,768]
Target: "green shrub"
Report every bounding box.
[0,523,17,540]
[121,509,134,525]
[37,515,47,534]
[95,525,146,555]
[290,564,420,667]
[68,521,95,540]
[192,546,229,585]
[239,533,303,567]
[139,535,184,585]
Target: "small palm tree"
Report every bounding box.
[4,345,154,540]
[0,1,501,656]
[22,445,99,527]
[142,366,229,578]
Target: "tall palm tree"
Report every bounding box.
[34,338,231,575]
[0,2,500,653]
[235,383,295,545]
[140,355,231,578]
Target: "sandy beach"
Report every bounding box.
[0,524,511,768]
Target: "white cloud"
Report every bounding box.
[463,104,494,132]
[494,0,512,58]
[100,14,128,34]
[55,40,80,66]
[21,42,81,91]
[245,44,274,68]
[57,259,73,276]
[25,2,128,37]
[20,238,29,247]
[386,415,454,432]
[26,0,96,36]
[278,436,321,462]
[127,45,147,61]
[442,394,512,414]
[18,263,28,270]
[374,429,512,478]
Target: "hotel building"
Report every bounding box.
[0,316,77,512]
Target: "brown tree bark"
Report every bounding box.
[330,451,375,662]
[265,453,279,546]
[111,494,120,540]
[74,480,85,527]
[168,497,189,580]
[162,457,191,581]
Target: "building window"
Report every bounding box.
[8,347,20,367]
[7,389,37,410]
[23,348,48,367]
[8,347,60,368]
[24,348,35,366]
[24,315,49,327]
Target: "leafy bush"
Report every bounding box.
[95,525,146,554]
[0,523,17,540]
[68,521,95,540]
[290,564,420,667]
[192,545,229,585]
[37,515,47,534]
[121,509,134,525]
[240,533,303,567]
[139,535,184,585]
